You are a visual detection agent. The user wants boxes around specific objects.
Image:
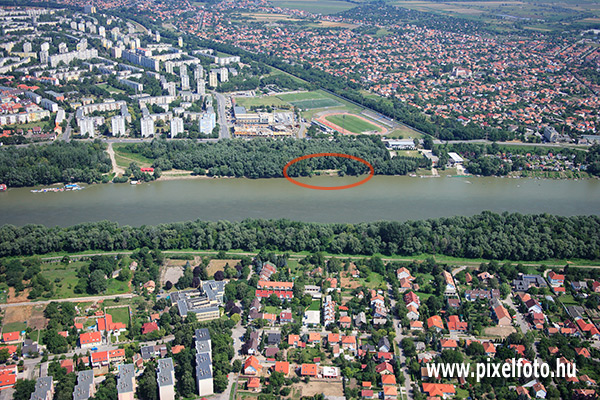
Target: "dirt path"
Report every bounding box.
[107,143,125,175]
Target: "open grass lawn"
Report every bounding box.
[325,114,382,134]
[292,98,341,110]
[278,91,327,102]
[112,144,155,168]
[416,292,434,301]
[106,306,130,325]
[42,261,86,298]
[97,83,125,94]
[361,271,384,288]
[263,306,279,314]
[558,295,579,305]
[269,0,356,14]
[234,95,288,108]
[386,124,424,139]
[2,321,26,333]
[105,279,130,295]
[307,300,321,311]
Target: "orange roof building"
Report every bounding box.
[274,361,290,375]
[301,363,318,376]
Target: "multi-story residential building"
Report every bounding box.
[73,370,95,400]
[112,115,126,136]
[195,328,214,396]
[157,358,175,400]
[29,376,54,400]
[49,48,98,68]
[170,117,184,138]
[117,364,136,400]
[141,116,154,138]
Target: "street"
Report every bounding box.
[388,283,413,400]
[213,91,230,139]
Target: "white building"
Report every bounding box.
[219,67,228,82]
[199,110,216,135]
[112,115,126,136]
[78,116,95,137]
[141,116,154,138]
[197,79,205,96]
[170,117,184,138]
[208,71,217,88]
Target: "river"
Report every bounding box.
[1,175,599,227]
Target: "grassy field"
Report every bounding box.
[307,300,321,311]
[234,95,288,108]
[386,124,424,139]
[113,144,154,169]
[97,83,125,94]
[106,306,130,325]
[278,92,327,102]
[263,306,279,314]
[43,261,85,298]
[292,98,341,110]
[2,321,26,333]
[361,271,385,288]
[269,0,357,14]
[325,114,382,133]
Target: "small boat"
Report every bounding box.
[130,180,139,185]
[0,184,6,191]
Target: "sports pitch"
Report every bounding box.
[290,98,342,109]
[324,113,383,133]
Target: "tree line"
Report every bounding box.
[1,212,599,261]
[0,141,112,187]
[122,137,430,178]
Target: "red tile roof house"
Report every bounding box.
[300,363,317,377]
[60,359,74,374]
[1,332,21,344]
[141,322,159,335]
[91,351,109,368]
[547,271,565,287]
[246,377,260,391]
[0,365,16,390]
[97,314,126,337]
[427,315,444,332]
[243,356,261,375]
[79,331,102,348]
[446,315,468,332]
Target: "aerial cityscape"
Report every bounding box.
[0,0,599,399]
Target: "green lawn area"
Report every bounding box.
[386,124,424,139]
[112,144,155,168]
[277,91,327,102]
[291,98,341,110]
[558,295,579,305]
[97,83,125,94]
[416,292,434,301]
[307,300,321,311]
[325,114,382,134]
[105,279,130,295]
[361,271,385,288]
[42,261,86,298]
[263,306,279,314]
[106,306,130,325]
[455,387,470,399]
[234,95,288,108]
[2,321,26,333]
[269,0,356,14]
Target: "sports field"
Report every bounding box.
[290,98,341,109]
[324,113,383,134]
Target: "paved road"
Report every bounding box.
[60,113,73,142]
[0,293,134,309]
[389,283,413,400]
[213,91,230,139]
[433,139,589,149]
[504,294,529,334]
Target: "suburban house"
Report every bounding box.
[79,332,102,348]
[243,356,261,375]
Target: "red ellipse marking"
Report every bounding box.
[283,153,374,191]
